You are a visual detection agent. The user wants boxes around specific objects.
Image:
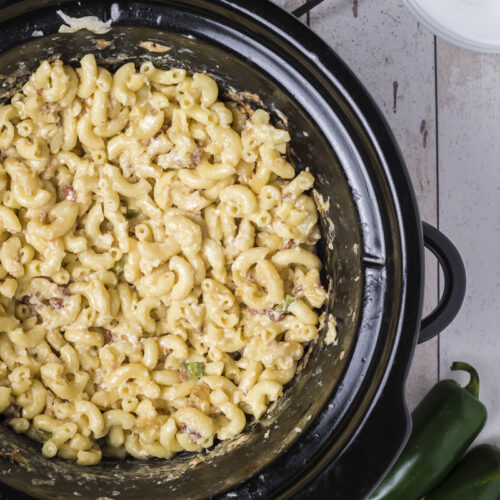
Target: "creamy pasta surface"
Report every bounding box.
[0,55,327,465]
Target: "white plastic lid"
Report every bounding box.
[404,0,500,53]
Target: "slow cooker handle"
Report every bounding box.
[419,222,466,343]
[291,0,326,18]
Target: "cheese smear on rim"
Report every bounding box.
[57,10,112,34]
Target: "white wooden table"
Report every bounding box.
[274,0,500,446]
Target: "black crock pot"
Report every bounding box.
[0,1,466,499]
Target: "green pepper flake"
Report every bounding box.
[113,257,125,276]
[182,362,205,380]
[273,294,295,314]
[120,200,137,219]
[36,429,52,442]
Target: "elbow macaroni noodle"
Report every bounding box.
[0,55,327,465]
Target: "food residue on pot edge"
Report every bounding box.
[139,41,171,53]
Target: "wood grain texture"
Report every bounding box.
[436,39,500,445]
[270,0,308,22]
[309,0,439,409]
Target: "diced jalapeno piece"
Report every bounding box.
[273,294,295,314]
[36,429,52,442]
[113,257,125,276]
[182,361,205,380]
[120,200,137,219]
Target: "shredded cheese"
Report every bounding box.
[57,10,112,34]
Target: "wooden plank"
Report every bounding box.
[436,39,500,444]
[308,1,439,409]
[271,0,308,23]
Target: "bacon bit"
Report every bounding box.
[150,107,158,115]
[41,102,59,115]
[248,309,285,322]
[104,330,113,344]
[188,431,201,443]
[45,392,59,417]
[56,120,63,128]
[307,233,321,244]
[179,367,189,382]
[62,183,76,202]
[284,240,294,249]
[192,148,202,167]
[50,298,64,310]
[189,382,210,411]
[154,131,162,139]
[45,392,55,416]
[95,38,111,50]
[292,284,304,295]
[165,148,186,168]
[178,423,201,443]
[265,309,285,322]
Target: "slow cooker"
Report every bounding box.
[0,1,466,498]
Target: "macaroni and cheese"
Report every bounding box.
[0,55,327,465]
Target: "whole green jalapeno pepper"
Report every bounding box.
[426,444,500,500]
[369,362,487,500]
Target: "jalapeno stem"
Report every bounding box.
[451,361,480,398]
